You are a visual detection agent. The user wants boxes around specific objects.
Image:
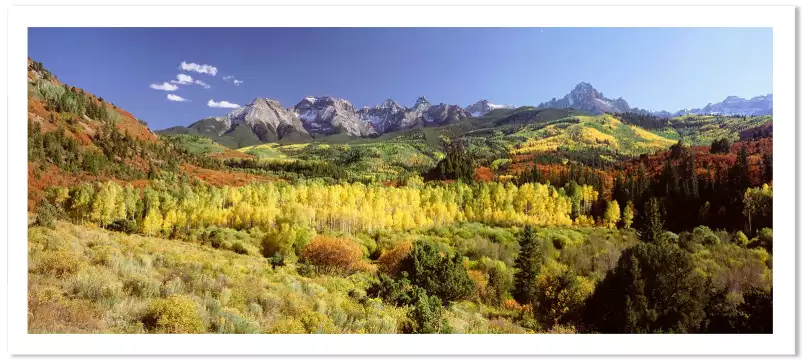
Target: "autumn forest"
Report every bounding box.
[27,59,772,335]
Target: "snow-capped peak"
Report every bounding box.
[465,99,514,117]
[378,98,404,110]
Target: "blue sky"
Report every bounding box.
[28,27,772,131]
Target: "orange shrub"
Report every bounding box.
[301,236,363,275]
[503,298,523,312]
[377,241,412,277]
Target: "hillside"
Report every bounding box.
[223,109,679,183]
[26,60,270,210]
[159,120,273,151]
[613,112,772,145]
[28,59,156,145]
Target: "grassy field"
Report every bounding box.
[163,134,227,155]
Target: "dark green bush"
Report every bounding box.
[399,242,474,304]
[404,287,447,334]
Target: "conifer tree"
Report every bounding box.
[638,198,666,244]
[513,225,543,307]
[730,146,751,191]
[762,153,772,184]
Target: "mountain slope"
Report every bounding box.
[26,59,267,210]
[292,96,376,137]
[166,95,474,145]
[27,58,157,145]
[160,98,312,149]
[538,82,631,115]
[357,98,410,134]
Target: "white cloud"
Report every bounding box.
[194,80,211,89]
[150,82,178,91]
[180,61,218,76]
[223,75,243,86]
[168,74,210,88]
[171,73,194,85]
[207,99,240,108]
[167,94,190,102]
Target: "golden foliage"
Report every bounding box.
[377,241,413,277]
[144,295,205,334]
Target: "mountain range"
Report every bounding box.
[161,96,491,148]
[159,82,772,148]
[538,82,773,117]
[673,94,773,117]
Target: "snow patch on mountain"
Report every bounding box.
[465,100,515,117]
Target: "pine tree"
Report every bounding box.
[636,163,650,202]
[513,225,543,307]
[638,198,665,244]
[582,242,708,333]
[530,165,541,184]
[612,174,628,206]
[687,151,699,200]
[730,146,751,191]
[762,153,772,184]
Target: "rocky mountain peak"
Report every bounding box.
[413,96,432,112]
[378,98,405,112]
[538,82,629,114]
[292,96,373,137]
[465,99,515,117]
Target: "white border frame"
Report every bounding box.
[6,5,796,356]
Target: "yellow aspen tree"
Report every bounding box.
[622,201,635,229]
[603,200,621,229]
[142,208,163,236]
